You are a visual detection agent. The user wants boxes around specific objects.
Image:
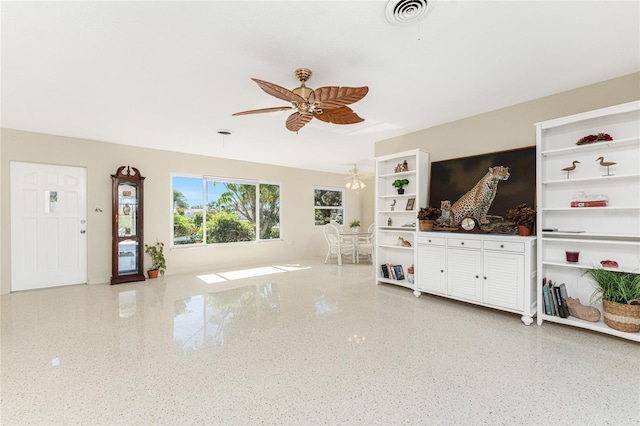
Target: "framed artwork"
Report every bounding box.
[429,146,536,217]
[405,198,415,211]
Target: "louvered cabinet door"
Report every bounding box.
[482,250,525,311]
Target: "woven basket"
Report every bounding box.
[602,299,640,333]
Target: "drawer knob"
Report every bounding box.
[500,244,504,248]
[475,275,479,279]
[428,239,431,243]
[461,242,464,245]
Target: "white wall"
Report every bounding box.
[0,130,374,294]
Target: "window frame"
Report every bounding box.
[171,174,282,247]
[314,186,345,226]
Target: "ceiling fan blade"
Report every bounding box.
[313,106,364,124]
[252,78,306,104]
[285,112,313,132]
[232,106,294,116]
[309,86,369,109]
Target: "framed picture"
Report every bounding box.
[429,146,535,217]
[405,197,415,211]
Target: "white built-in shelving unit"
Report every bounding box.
[535,101,640,342]
[375,149,429,290]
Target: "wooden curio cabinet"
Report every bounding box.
[111,166,145,284]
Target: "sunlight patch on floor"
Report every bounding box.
[197,264,311,284]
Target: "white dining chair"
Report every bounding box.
[323,223,355,265]
[356,223,375,263]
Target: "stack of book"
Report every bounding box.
[542,277,570,318]
[380,264,405,281]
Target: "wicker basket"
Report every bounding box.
[602,299,640,333]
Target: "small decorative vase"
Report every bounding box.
[351,227,359,233]
[419,220,434,231]
[517,225,532,236]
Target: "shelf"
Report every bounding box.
[378,193,416,199]
[377,277,413,289]
[379,210,416,214]
[379,244,414,250]
[378,170,415,179]
[536,101,640,341]
[541,173,639,185]
[541,260,638,274]
[379,226,416,232]
[541,206,638,212]
[540,137,639,157]
[539,314,640,342]
[541,234,640,242]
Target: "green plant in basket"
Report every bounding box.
[349,219,361,229]
[587,268,640,304]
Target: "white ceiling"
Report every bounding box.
[2,1,639,175]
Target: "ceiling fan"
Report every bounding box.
[233,68,369,133]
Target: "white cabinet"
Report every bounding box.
[416,232,537,325]
[375,149,429,290]
[416,237,446,295]
[447,240,483,303]
[535,101,640,342]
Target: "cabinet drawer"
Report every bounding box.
[484,240,525,253]
[417,236,446,246]
[447,238,482,249]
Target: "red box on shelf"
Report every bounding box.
[570,200,608,207]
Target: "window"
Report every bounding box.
[314,187,344,226]
[172,175,280,246]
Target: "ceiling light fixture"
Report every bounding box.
[345,178,366,190]
[385,0,435,25]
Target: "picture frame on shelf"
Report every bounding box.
[405,198,415,211]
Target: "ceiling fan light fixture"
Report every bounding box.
[345,178,366,190]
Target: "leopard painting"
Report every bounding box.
[450,166,510,226]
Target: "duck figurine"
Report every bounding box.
[596,156,616,176]
[561,160,580,179]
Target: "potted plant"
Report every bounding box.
[392,179,409,194]
[587,268,640,332]
[144,239,166,279]
[349,219,361,232]
[506,203,536,236]
[417,206,441,231]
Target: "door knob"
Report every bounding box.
[80,230,86,234]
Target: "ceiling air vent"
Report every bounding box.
[385,0,435,25]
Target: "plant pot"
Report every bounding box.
[148,269,159,279]
[602,299,640,332]
[517,225,532,236]
[419,220,434,231]
[351,227,359,233]
[397,189,405,195]
[565,251,579,263]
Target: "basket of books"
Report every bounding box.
[602,299,640,333]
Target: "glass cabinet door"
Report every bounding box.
[111,166,145,284]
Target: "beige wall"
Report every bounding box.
[376,72,640,162]
[0,130,374,294]
[2,72,638,294]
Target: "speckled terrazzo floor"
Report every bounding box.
[1,258,639,425]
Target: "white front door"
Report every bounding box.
[10,162,87,291]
